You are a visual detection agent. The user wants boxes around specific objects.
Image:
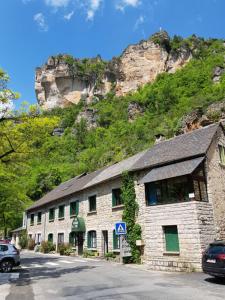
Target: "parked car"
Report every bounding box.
[202,241,225,278]
[0,243,20,272]
[0,238,11,244]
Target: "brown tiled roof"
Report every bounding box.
[27,123,221,212]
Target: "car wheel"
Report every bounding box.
[0,260,13,273]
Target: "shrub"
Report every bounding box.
[83,249,95,258]
[19,230,28,249]
[40,241,55,253]
[104,252,116,260]
[58,243,72,255]
[27,239,35,250]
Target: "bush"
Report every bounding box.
[19,230,28,249]
[27,239,35,250]
[58,243,72,255]
[40,241,55,253]
[83,249,96,258]
[104,252,116,260]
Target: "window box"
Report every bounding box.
[163,251,180,256]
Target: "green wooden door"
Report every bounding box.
[164,226,180,252]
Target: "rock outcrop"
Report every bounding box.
[35,31,192,110]
[178,100,225,134]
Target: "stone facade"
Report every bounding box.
[26,126,225,272]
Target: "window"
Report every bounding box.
[145,176,194,205]
[0,245,8,252]
[89,195,96,212]
[49,208,55,222]
[70,201,79,217]
[37,212,42,224]
[219,145,225,165]
[48,233,53,243]
[112,188,123,207]
[164,226,180,252]
[37,233,42,245]
[58,205,65,219]
[30,214,34,226]
[113,230,120,250]
[87,231,97,248]
[58,233,64,245]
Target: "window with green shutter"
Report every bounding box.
[112,188,122,207]
[89,195,96,212]
[70,201,79,217]
[164,226,180,252]
[219,145,225,165]
[37,212,42,224]
[58,205,65,219]
[30,214,34,226]
[49,208,55,222]
[48,233,53,243]
[113,230,120,250]
[87,231,97,248]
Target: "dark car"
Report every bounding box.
[202,241,225,278]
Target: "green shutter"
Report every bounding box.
[165,226,180,252]
[76,201,79,215]
[113,230,116,249]
[87,232,91,248]
[112,191,116,207]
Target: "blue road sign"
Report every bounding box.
[115,222,127,235]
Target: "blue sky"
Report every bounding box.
[0,0,225,108]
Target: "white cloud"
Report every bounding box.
[116,0,141,11]
[64,10,74,20]
[45,0,71,8]
[33,13,49,31]
[86,0,102,20]
[134,14,145,30]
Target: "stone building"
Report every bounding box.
[25,123,225,271]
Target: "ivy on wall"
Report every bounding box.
[121,172,142,263]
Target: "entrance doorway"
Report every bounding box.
[69,232,84,255]
[102,231,108,255]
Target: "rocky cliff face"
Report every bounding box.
[35,31,192,110]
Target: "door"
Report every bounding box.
[102,231,108,255]
[77,232,84,256]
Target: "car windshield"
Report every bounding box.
[207,245,225,254]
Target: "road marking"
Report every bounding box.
[45,262,59,266]
[73,259,87,263]
[10,273,20,279]
[32,264,43,268]
[85,258,100,262]
[59,260,73,264]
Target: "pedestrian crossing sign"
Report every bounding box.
[115,222,127,235]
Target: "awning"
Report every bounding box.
[139,157,204,184]
[71,216,86,232]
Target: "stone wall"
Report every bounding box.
[206,126,225,239]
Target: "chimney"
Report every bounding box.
[155,133,166,144]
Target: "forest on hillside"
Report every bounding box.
[1,34,225,236]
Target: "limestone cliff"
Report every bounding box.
[35,31,192,110]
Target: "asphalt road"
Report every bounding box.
[0,252,225,300]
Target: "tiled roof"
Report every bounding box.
[139,157,204,183]
[27,123,221,212]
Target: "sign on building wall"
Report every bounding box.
[121,235,131,257]
[115,222,127,235]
